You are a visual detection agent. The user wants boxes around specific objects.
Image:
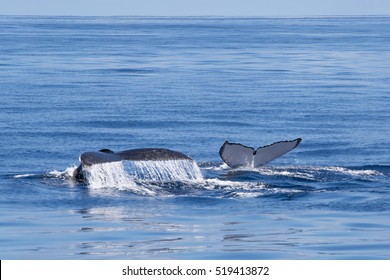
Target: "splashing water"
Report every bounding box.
[80,159,203,194]
[81,161,150,194]
[48,166,78,179]
[124,159,204,182]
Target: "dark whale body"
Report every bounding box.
[73,148,193,182]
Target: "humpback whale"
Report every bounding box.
[73,148,194,182]
[219,138,302,168]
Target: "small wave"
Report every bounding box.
[200,162,230,171]
[303,166,385,182]
[254,167,317,181]
[202,178,266,198]
[200,178,307,198]
[231,192,264,198]
[13,173,38,179]
[203,178,266,190]
[318,166,382,176]
[224,165,385,182]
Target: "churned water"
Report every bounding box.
[0,16,390,259]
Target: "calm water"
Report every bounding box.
[1,16,390,259]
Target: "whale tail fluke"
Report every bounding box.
[74,148,196,183]
[219,138,302,168]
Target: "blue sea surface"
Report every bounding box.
[0,16,390,259]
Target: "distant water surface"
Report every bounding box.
[0,16,389,259]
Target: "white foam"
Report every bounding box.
[48,166,77,179]
[319,166,382,176]
[14,174,36,178]
[232,192,264,198]
[14,166,77,179]
[203,178,266,190]
[236,165,383,180]
[201,163,230,171]
[256,167,317,180]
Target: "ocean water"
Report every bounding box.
[0,16,390,260]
